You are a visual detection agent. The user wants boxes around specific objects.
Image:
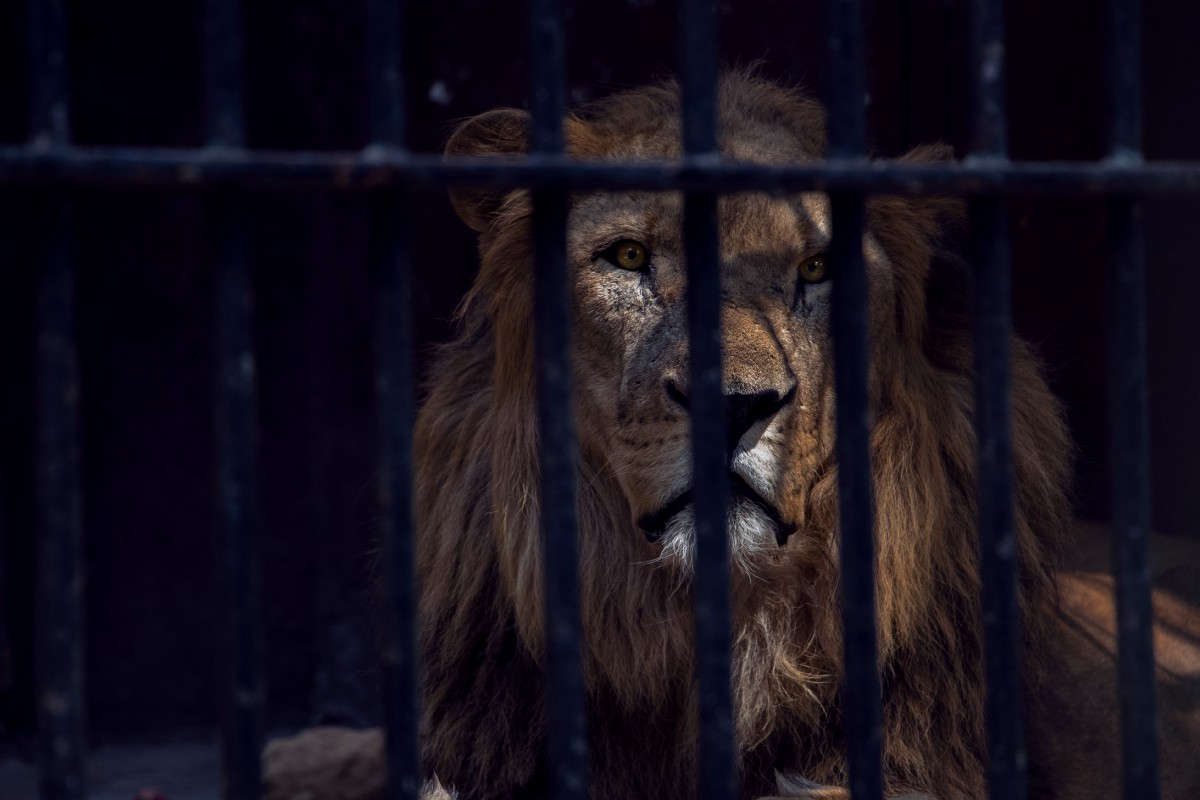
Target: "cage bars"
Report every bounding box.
[204,0,264,798]
[5,149,1200,193]
[1106,1,1161,797]
[529,2,588,799]
[679,2,737,800]
[966,1,1027,798]
[29,1,84,799]
[13,0,1176,798]
[827,1,885,798]
[367,1,422,799]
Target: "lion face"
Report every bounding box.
[569,189,890,573]
[445,76,938,581]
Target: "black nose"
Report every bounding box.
[665,380,793,451]
[725,387,792,448]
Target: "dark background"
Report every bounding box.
[0,0,1197,750]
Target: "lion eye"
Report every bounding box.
[604,239,650,271]
[798,256,829,284]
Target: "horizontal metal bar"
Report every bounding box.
[3,148,1200,194]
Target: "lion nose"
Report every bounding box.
[725,387,792,450]
[665,380,793,452]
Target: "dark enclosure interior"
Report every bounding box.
[1,0,1198,776]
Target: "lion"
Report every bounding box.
[262,72,1200,800]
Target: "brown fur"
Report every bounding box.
[417,72,1072,799]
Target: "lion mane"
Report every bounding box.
[414,72,1072,800]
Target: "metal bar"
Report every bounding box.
[1106,4,1159,797]
[29,1,84,798]
[529,2,586,799]
[680,0,717,156]
[829,195,882,800]
[828,1,883,798]
[1107,195,1159,800]
[373,190,421,800]
[680,3,735,800]
[967,3,1026,799]
[212,193,262,800]
[205,1,260,798]
[367,0,405,149]
[33,196,85,800]
[3,148,1200,193]
[205,0,246,149]
[1108,0,1141,161]
[685,188,735,800]
[28,0,70,148]
[367,4,421,799]
[969,0,1008,159]
[828,0,865,160]
[530,0,564,153]
[970,198,1025,800]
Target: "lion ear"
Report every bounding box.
[445,108,532,233]
[445,109,600,232]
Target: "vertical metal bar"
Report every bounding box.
[680,0,717,156]
[968,5,1025,798]
[1107,196,1159,800]
[205,2,260,799]
[368,0,405,149]
[967,3,1025,799]
[205,0,246,151]
[529,2,586,799]
[1106,3,1159,797]
[969,0,1008,159]
[828,0,865,161]
[367,3,421,799]
[828,2,882,799]
[212,194,261,800]
[28,0,70,149]
[28,1,85,798]
[1108,0,1141,162]
[970,197,1024,800]
[829,196,881,800]
[680,3,734,800]
[373,191,420,800]
[34,199,85,800]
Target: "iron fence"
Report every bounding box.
[5,0,1183,798]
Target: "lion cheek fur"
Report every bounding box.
[416,72,1072,800]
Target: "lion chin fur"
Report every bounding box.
[415,71,1074,800]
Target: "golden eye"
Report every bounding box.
[606,239,649,271]
[799,256,829,284]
